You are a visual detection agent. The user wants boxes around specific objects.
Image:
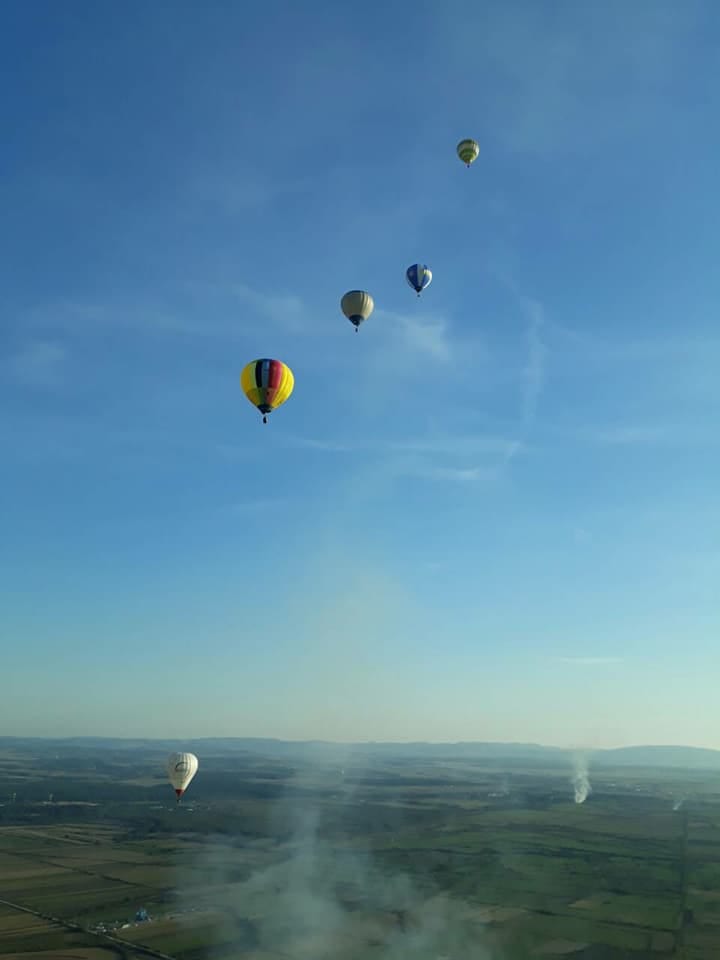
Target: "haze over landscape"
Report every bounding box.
[3,0,720,749]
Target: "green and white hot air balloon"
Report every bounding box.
[456,138,480,168]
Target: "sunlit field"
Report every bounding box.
[1,740,720,959]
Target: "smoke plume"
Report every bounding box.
[571,752,591,804]
[172,774,495,959]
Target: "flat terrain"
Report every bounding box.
[1,740,719,959]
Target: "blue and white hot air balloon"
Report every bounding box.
[406,263,432,297]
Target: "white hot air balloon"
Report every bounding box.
[166,752,198,803]
[341,290,374,332]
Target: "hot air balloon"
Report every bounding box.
[456,138,479,167]
[241,359,294,424]
[406,264,432,297]
[341,290,374,332]
[167,752,198,804]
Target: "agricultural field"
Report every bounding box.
[1,739,720,958]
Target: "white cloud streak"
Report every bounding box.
[20,285,313,343]
[287,437,352,453]
[21,299,224,340]
[383,430,525,485]
[183,169,311,216]
[438,2,704,159]
[384,455,499,487]
[226,498,287,515]
[387,434,523,460]
[370,308,454,365]
[592,424,717,448]
[332,426,528,493]
[230,283,309,335]
[555,656,625,666]
[8,341,67,388]
[416,464,493,483]
[483,265,549,437]
[518,296,548,428]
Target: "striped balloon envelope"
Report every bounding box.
[406,263,432,296]
[456,138,480,167]
[240,358,294,424]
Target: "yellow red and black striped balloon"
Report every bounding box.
[240,359,294,424]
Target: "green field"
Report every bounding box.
[1,741,720,959]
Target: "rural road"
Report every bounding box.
[0,896,178,960]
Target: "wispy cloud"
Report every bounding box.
[592,424,716,448]
[20,285,310,343]
[386,455,498,486]
[215,443,249,461]
[541,323,720,395]
[484,266,549,434]
[383,430,525,484]
[373,308,453,362]
[184,170,306,216]
[3,411,204,466]
[518,296,548,428]
[387,434,523,459]
[226,498,286,515]
[439,3,703,159]
[16,287,462,381]
[215,437,353,461]
[286,437,352,453]
[21,299,226,340]
[221,431,521,472]
[230,283,309,335]
[8,341,67,388]
[417,464,493,483]
[555,656,625,666]
[204,284,457,358]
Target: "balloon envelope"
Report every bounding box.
[406,264,432,295]
[241,359,294,421]
[456,138,480,166]
[341,290,374,328]
[167,752,198,800]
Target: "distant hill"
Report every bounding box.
[595,745,720,769]
[2,736,720,769]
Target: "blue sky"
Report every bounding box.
[3,0,720,747]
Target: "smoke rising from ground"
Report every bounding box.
[571,752,591,804]
[171,554,497,956]
[174,771,495,959]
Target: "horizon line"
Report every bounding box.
[1,735,718,753]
